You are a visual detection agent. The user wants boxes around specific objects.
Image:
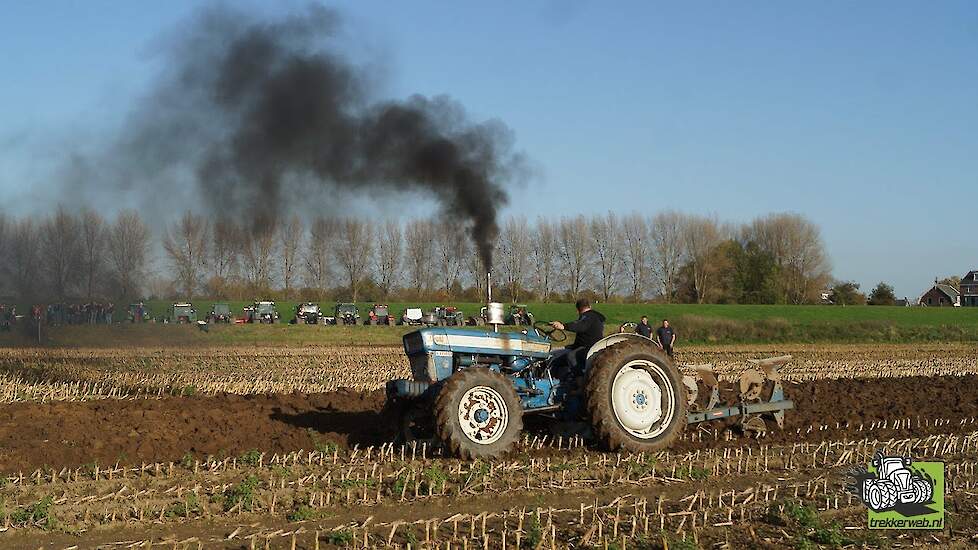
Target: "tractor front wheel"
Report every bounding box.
[586,344,686,452]
[434,368,523,459]
[864,480,898,511]
[911,478,933,504]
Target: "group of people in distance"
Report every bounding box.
[45,302,116,326]
[634,316,676,357]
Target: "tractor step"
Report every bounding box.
[387,379,431,399]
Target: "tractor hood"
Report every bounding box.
[403,327,551,359]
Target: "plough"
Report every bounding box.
[683,355,794,434]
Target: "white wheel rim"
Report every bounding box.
[457,385,509,445]
[610,360,676,439]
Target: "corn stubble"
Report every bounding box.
[0,343,976,548]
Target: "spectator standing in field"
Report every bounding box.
[656,319,676,357]
[635,315,653,338]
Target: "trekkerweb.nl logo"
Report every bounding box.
[848,450,944,530]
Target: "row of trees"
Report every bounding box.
[157,210,835,304]
[829,281,901,306]
[0,209,835,304]
[0,209,151,303]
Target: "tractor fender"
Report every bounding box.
[586,333,657,363]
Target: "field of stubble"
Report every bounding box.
[0,342,976,549]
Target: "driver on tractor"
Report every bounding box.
[549,298,606,381]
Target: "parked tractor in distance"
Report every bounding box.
[423,306,466,327]
[292,302,322,324]
[247,301,280,324]
[386,302,794,459]
[400,308,424,326]
[472,304,534,326]
[207,303,232,323]
[333,303,360,325]
[507,304,534,326]
[366,304,394,325]
[167,303,197,324]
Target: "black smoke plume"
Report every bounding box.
[102,4,522,270]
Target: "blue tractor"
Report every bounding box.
[386,311,793,459]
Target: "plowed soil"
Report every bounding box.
[1,374,976,473]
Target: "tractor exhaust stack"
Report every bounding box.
[485,272,504,331]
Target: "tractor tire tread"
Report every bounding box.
[877,480,899,509]
[433,368,523,460]
[912,478,933,503]
[585,342,686,453]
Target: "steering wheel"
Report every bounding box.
[533,321,567,342]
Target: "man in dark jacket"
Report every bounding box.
[635,316,653,338]
[550,299,606,380]
[656,319,676,357]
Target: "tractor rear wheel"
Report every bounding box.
[586,343,686,452]
[434,368,523,459]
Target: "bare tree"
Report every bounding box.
[744,212,832,304]
[0,214,9,296]
[649,211,686,302]
[241,225,277,290]
[304,217,335,295]
[376,220,402,297]
[278,215,304,296]
[8,219,41,300]
[40,208,83,301]
[78,209,108,301]
[107,210,152,299]
[162,211,209,298]
[434,224,466,296]
[464,241,486,300]
[530,217,558,301]
[335,219,373,301]
[404,223,435,295]
[497,216,531,302]
[590,212,623,301]
[621,213,650,301]
[556,215,591,297]
[210,219,241,288]
[681,214,724,304]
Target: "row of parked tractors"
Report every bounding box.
[153,302,537,327]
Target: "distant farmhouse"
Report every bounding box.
[961,270,978,306]
[919,281,961,307]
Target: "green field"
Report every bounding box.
[4,300,975,348]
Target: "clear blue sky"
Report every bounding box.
[2,1,976,299]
